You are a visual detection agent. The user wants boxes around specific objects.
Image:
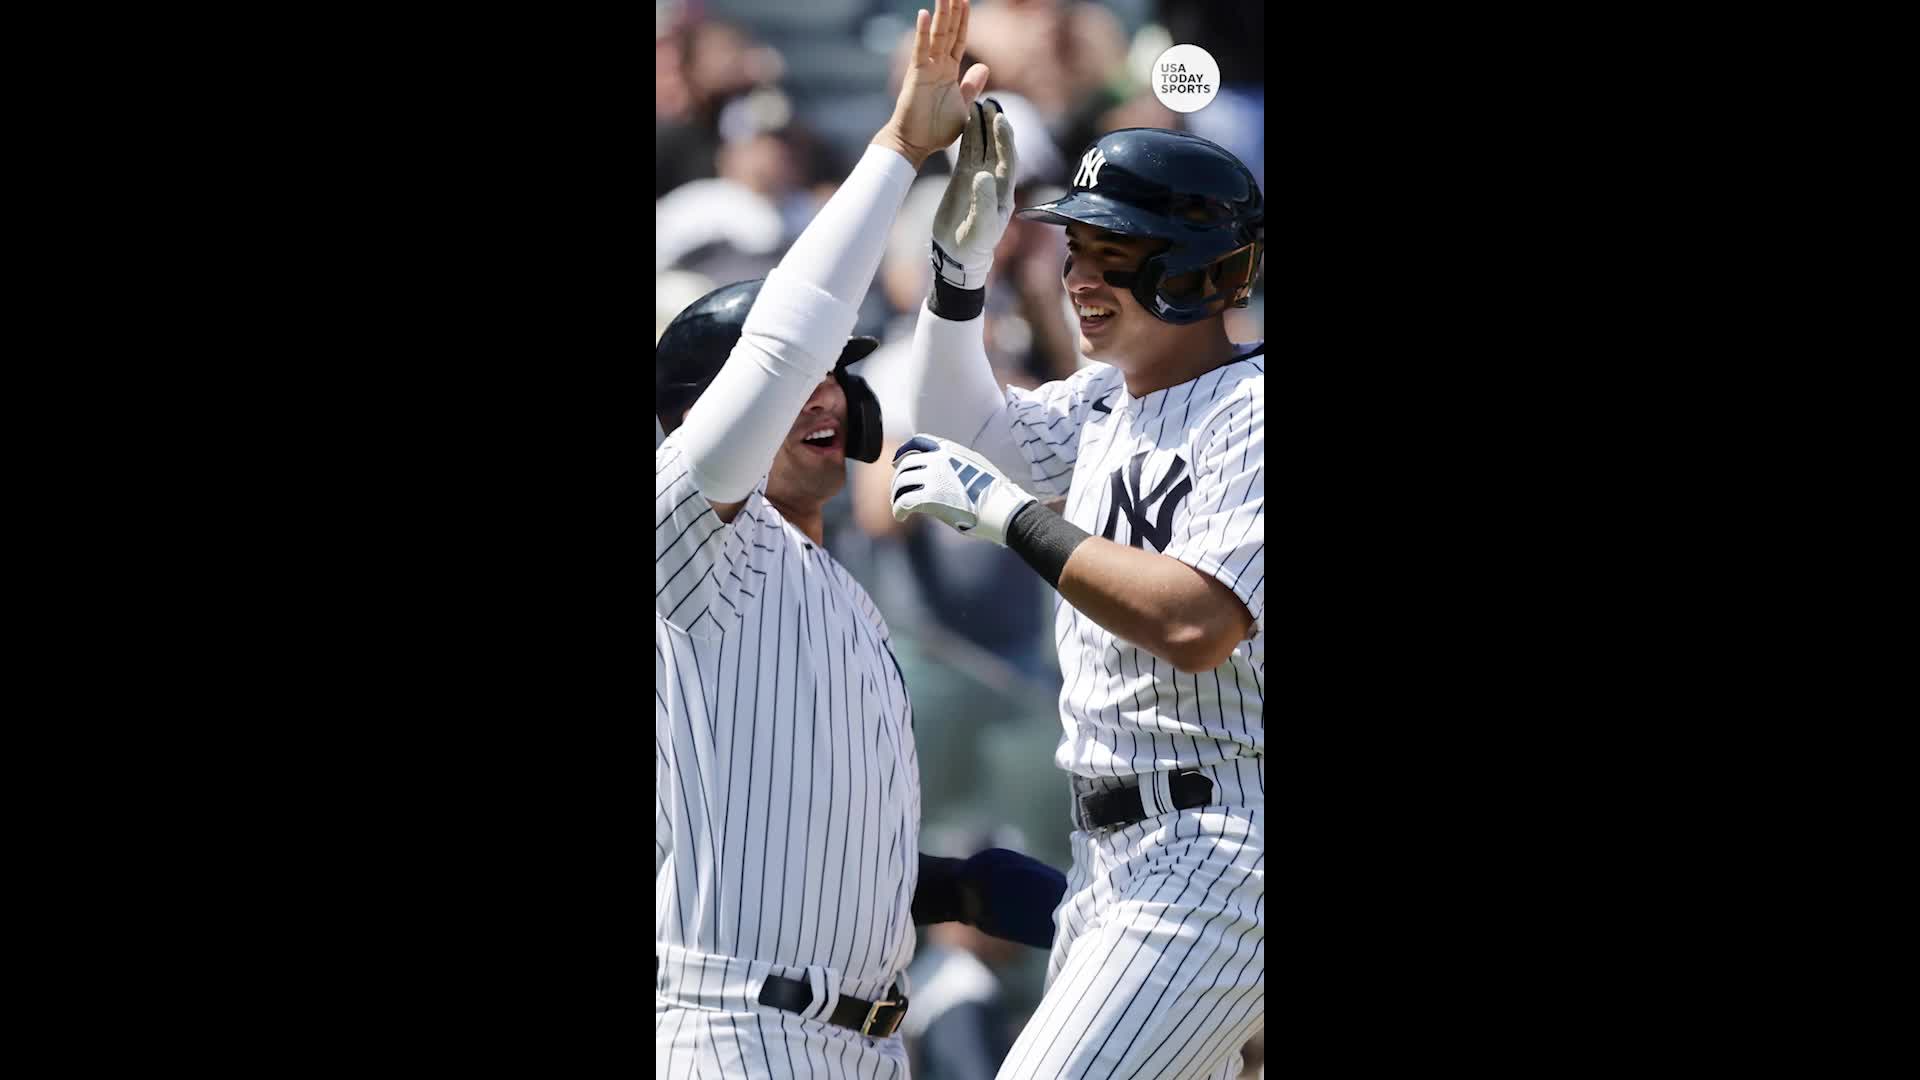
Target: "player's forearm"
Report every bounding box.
[1008,504,1251,674]
[905,300,1015,445]
[778,144,917,308]
[677,147,916,506]
[677,282,854,506]
[900,295,1040,498]
[1060,537,1251,673]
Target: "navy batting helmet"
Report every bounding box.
[1016,128,1263,326]
[655,278,885,464]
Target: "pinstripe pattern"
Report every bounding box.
[657,434,921,1077]
[656,1003,913,1080]
[990,344,1266,1078]
[1000,346,1266,778]
[997,795,1264,1079]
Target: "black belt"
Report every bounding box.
[758,973,909,1038]
[1078,769,1216,830]
[656,956,909,1038]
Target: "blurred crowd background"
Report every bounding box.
[657,2,1263,1074]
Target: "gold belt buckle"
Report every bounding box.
[861,997,901,1037]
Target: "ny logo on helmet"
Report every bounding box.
[1075,148,1107,189]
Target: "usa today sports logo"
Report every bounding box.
[1151,43,1219,113]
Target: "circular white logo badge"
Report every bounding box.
[1151,44,1219,113]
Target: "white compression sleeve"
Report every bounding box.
[903,304,1029,481]
[780,145,918,307]
[674,145,917,503]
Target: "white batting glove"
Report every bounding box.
[890,434,1036,547]
[931,98,1018,290]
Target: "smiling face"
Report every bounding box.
[1063,222,1202,371]
[675,374,849,511]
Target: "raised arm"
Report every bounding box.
[671,0,990,519]
[892,99,1043,483]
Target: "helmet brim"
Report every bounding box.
[839,336,881,368]
[1019,192,1257,276]
[1014,191,1179,238]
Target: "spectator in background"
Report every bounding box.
[961,0,1130,143]
[954,0,1193,172]
[991,179,1081,383]
[1150,0,1267,344]
[655,16,785,196]
[1160,0,1265,191]
[940,90,1065,204]
[655,98,829,284]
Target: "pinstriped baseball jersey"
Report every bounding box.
[986,343,1267,1079]
[998,343,1265,779]
[998,770,1264,1080]
[656,433,921,1075]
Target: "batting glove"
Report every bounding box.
[890,434,1036,546]
[931,97,1018,290]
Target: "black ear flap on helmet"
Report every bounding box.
[659,281,892,459]
[834,335,884,463]
[836,369,884,463]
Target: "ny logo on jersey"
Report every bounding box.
[1074,147,1108,189]
[1101,451,1191,552]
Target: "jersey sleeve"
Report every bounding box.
[994,366,1114,499]
[1161,379,1264,629]
[655,434,763,634]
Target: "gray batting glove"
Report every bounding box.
[890,434,1036,546]
[931,98,1018,290]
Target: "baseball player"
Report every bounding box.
[655,3,1065,1076]
[888,110,1266,1080]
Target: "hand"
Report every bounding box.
[960,848,1065,951]
[910,848,1065,951]
[931,97,1018,288]
[873,0,991,169]
[890,433,1036,546]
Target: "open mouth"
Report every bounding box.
[1075,301,1117,334]
[798,424,842,454]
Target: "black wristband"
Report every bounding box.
[911,853,967,925]
[927,267,987,321]
[1005,501,1091,590]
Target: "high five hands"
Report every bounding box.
[873,0,992,168]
